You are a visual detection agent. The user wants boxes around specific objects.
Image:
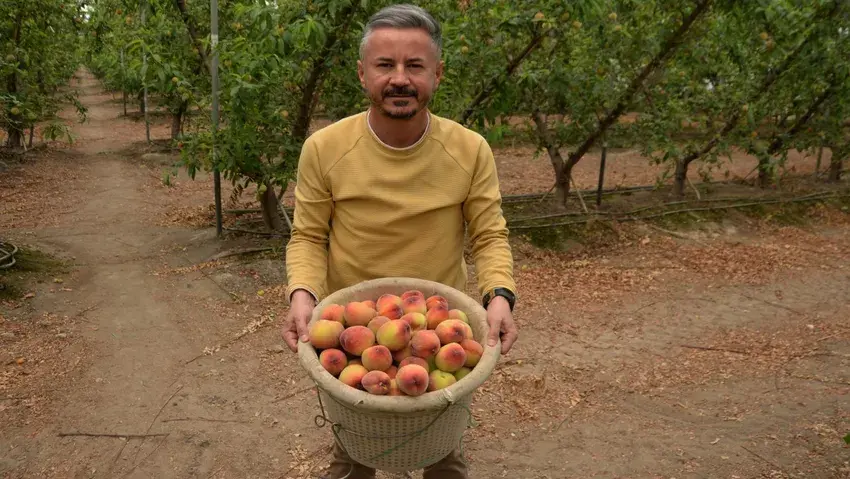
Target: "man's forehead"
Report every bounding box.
[362,27,438,58]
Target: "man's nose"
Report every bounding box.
[389,65,411,86]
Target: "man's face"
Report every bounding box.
[357,27,444,120]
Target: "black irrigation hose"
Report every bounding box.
[0,241,19,270]
[508,190,843,224]
[502,185,657,203]
[508,192,850,231]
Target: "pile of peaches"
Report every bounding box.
[308,290,483,396]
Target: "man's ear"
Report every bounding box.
[357,59,366,88]
[434,60,445,88]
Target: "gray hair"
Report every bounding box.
[359,4,442,59]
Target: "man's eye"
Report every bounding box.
[377,63,392,68]
[409,64,423,69]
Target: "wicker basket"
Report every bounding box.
[297,277,500,473]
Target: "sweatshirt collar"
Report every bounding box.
[366,109,432,153]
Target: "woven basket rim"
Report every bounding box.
[297,277,500,413]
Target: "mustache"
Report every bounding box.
[382,86,418,98]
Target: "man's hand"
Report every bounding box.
[485,296,518,355]
[282,289,316,352]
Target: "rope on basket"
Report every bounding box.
[312,387,477,467]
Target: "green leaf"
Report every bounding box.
[844,433,850,445]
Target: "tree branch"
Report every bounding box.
[172,0,208,71]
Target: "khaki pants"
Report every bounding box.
[325,442,468,479]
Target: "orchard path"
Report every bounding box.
[1,71,849,479]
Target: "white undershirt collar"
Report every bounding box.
[367,109,431,151]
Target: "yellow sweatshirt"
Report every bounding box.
[285,110,516,303]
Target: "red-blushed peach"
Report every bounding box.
[426,295,449,311]
[392,345,412,363]
[461,322,474,340]
[428,370,457,391]
[401,290,424,301]
[447,309,468,324]
[400,312,427,332]
[367,315,391,336]
[425,305,449,329]
[361,370,392,395]
[361,345,393,371]
[460,339,483,367]
[377,302,404,320]
[344,301,377,327]
[339,325,375,356]
[385,365,398,379]
[338,364,368,389]
[376,294,402,310]
[410,330,441,360]
[396,364,429,396]
[320,304,346,325]
[435,343,467,373]
[388,379,405,396]
[454,367,472,381]
[361,300,377,310]
[435,319,467,345]
[399,356,429,371]
[319,348,348,376]
[376,320,412,352]
[308,319,345,349]
[401,294,427,315]
[348,358,362,367]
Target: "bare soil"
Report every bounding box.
[1,72,849,479]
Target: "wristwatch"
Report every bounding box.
[482,287,516,312]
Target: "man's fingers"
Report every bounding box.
[283,330,299,352]
[487,316,501,347]
[296,315,310,343]
[500,327,518,354]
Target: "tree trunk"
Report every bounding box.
[28,126,34,148]
[673,158,689,197]
[564,0,713,175]
[5,9,23,148]
[260,184,286,232]
[532,111,571,206]
[828,146,846,182]
[757,157,771,187]
[138,91,145,113]
[171,101,187,139]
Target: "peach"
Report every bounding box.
[448,309,468,324]
[362,300,377,310]
[460,339,483,367]
[376,320,412,352]
[400,312,427,332]
[361,370,391,395]
[338,364,368,389]
[410,330,441,360]
[401,290,424,301]
[427,355,437,372]
[402,294,427,315]
[361,345,393,371]
[435,319,467,345]
[388,379,404,396]
[377,302,404,320]
[428,370,457,391]
[461,322,473,340]
[348,358,362,367]
[319,348,348,376]
[396,364,429,396]
[344,301,377,327]
[393,345,413,363]
[308,319,345,349]
[367,315,391,336]
[426,295,448,310]
[385,365,398,379]
[320,304,346,325]
[454,367,472,381]
[339,325,375,356]
[426,305,449,329]
[399,356,429,371]
[376,294,402,311]
[435,343,467,373]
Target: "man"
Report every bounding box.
[281,4,518,478]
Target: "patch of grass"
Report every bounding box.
[0,246,70,299]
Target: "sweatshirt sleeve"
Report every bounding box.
[462,137,518,300]
[285,137,332,302]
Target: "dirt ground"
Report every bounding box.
[1,72,849,479]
